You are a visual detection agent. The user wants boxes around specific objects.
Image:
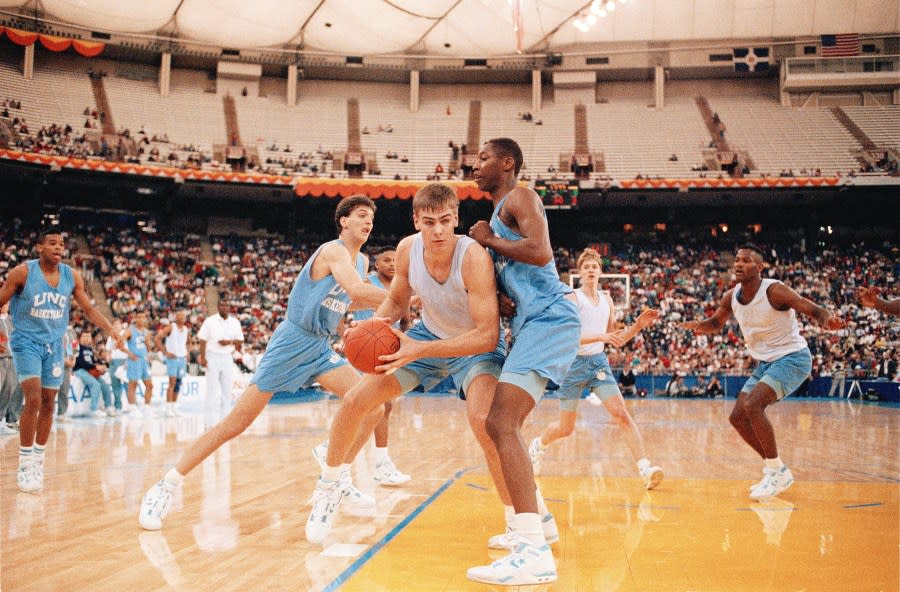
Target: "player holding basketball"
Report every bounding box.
[139,195,389,530]
[528,248,664,489]
[306,183,563,560]
[0,228,123,493]
[465,137,580,585]
[682,244,843,500]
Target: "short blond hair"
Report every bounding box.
[576,248,603,270]
[413,183,458,214]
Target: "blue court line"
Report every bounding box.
[843,502,884,509]
[321,467,473,592]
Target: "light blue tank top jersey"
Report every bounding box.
[409,233,478,339]
[351,272,384,322]
[488,194,572,335]
[287,240,367,336]
[128,325,149,356]
[9,259,75,344]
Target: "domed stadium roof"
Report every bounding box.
[0,0,895,58]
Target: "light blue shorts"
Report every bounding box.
[127,357,152,381]
[394,323,506,396]
[10,336,64,389]
[741,348,812,400]
[251,320,347,393]
[502,298,580,402]
[166,356,187,378]
[555,352,620,412]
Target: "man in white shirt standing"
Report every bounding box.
[197,299,244,426]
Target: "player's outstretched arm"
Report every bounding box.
[469,187,553,266]
[769,282,844,330]
[71,269,125,349]
[681,290,734,334]
[857,286,900,316]
[320,242,387,310]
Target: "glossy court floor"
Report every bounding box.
[2,394,897,591]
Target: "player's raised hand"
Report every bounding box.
[856,286,880,308]
[635,308,660,329]
[822,315,845,331]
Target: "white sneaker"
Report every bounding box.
[640,465,664,490]
[17,456,42,493]
[748,468,769,492]
[305,478,345,544]
[0,423,17,436]
[139,479,177,530]
[312,441,328,470]
[467,536,557,585]
[142,406,154,419]
[750,466,794,501]
[340,472,375,508]
[373,458,411,486]
[164,407,176,417]
[586,392,603,406]
[92,409,107,418]
[528,437,545,476]
[488,513,559,549]
[107,408,119,417]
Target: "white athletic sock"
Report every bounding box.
[535,487,550,515]
[764,457,785,470]
[164,467,185,488]
[637,458,651,472]
[33,443,46,459]
[504,504,515,527]
[374,446,389,464]
[323,464,347,482]
[19,446,33,465]
[515,513,545,546]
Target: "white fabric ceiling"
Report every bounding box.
[0,0,896,56]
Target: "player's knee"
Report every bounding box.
[466,409,490,441]
[729,405,746,426]
[558,422,576,437]
[484,409,515,442]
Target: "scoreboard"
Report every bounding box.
[535,180,579,210]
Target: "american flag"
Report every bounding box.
[821,34,860,57]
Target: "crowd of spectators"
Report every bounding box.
[1,220,896,386]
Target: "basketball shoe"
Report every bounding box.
[528,437,545,476]
[488,512,559,549]
[17,456,42,493]
[373,458,411,486]
[640,465,664,490]
[467,536,557,585]
[305,477,345,544]
[750,466,794,501]
[311,442,375,508]
[139,479,177,530]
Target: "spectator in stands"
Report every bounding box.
[362,127,370,134]
[665,374,688,397]
[705,375,724,398]
[74,332,114,417]
[435,163,444,174]
[669,154,678,161]
[618,363,637,397]
[875,351,897,381]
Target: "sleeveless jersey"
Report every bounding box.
[732,279,807,362]
[9,259,75,343]
[128,325,149,357]
[165,323,189,357]
[408,234,476,339]
[488,194,571,335]
[575,288,611,356]
[352,272,385,322]
[287,240,367,336]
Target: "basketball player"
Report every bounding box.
[154,310,189,417]
[122,309,155,418]
[465,138,580,585]
[528,248,664,489]
[139,195,389,530]
[346,246,410,486]
[0,229,123,493]
[682,244,843,500]
[197,299,244,425]
[856,286,899,316]
[305,183,550,554]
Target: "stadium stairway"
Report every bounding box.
[89,74,116,136]
[73,234,113,318]
[831,107,877,151]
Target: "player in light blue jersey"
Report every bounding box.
[139,196,390,531]
[0,229,123,493]
[465,138,580,586]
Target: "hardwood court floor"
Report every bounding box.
[2,396,897,591]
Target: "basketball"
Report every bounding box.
[343,319,401,374]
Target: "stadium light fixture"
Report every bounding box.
[574,0,631,32]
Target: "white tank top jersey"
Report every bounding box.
[408,233,477,340]
[576,288,611,356]
[732,278,807,362]
[165,323,189,358]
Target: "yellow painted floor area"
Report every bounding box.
[340,474,899,592]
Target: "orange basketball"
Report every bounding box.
[343,318,401,374]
